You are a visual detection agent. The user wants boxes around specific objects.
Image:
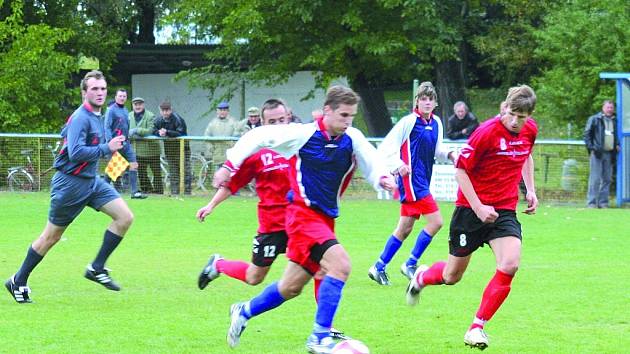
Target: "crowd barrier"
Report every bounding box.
[0,133,595,204]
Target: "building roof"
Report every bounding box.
[111,44,216,83]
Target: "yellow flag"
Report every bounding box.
[105,152,129,181]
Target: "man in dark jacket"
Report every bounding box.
[584,100,619,208]
[446,101,479,140]
[153,101,191,195]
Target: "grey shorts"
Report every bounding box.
[48,172,120,226]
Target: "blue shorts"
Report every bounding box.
[48,172,120,226]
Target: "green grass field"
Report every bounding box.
[1,193,629,353]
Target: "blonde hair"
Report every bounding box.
[505,85,536,114]
[324,85,360,110]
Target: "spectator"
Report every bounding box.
[204,101,240,136]
[153,101,192,195]
[204,101,239,168]
[286,106,302,123]
[239,106,262,135]
[446,101,479,140]
[584,100,619,208]
[104,89,147,199]
[129,97,163,194]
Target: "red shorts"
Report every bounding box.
[285,203,335,274]
[400,194,439,219]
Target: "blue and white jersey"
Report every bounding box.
[54,103,111,179]
[378,112,451,202]
[225,120,388,218]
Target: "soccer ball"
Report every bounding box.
[331,339,370,354]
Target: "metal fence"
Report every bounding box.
[0,133,597,204]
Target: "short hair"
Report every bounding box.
[159,100,172,110]
[453,101,468,112]
[603,100,614,106]
[324,85,360,110]
[81,70,105,91]
[116,88,127,94]
[260,98,287,119]
[505,85,536,114]
[415,81,437,102]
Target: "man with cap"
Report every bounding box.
[204,101,240,170]
[239,106,262,135]
[204,101,240,137]
[129,97,162,194]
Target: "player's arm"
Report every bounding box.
[66,116,117,162]
[196,186,232,222]
[521,154,538,214]
[215,124,312,188]
[349,128,396,191]
[455,168,498,223]
[377,116,408,175]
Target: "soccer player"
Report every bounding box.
[368,82,455,286]
[405,85,538,350]
[213,86,395,353]
[5,70,134,303]
[196,98,291,286]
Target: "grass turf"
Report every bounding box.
[0,193,628,353]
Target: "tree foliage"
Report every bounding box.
[532,0,630,134]
[170,0,482,136]
[0,0,165,132]
[0,1,76,132]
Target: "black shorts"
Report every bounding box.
[251,231,288,267]
[448,207,522,257]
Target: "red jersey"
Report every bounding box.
[455,117,538,211]
[227,148,290,233]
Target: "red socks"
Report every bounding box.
[216,259,249,283]
[420,261,446,285]
[313,277,322,303]
[473,269,514,328]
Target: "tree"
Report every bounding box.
[0,0,167,132]
[170,0,483,136]
[532,0,630,136]
[0,1,77,132]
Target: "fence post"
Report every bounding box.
[179,138,185,195]
[37,137,41,191]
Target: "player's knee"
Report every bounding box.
[497,263,519,276]
[431,219,444,232]
[42,232,62,245]
[442,271,463,285]
[327,257,351,280]
[281,282,304,299]
[246,273,265,285]
[404,222,417,236]
[118,210,134,228]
